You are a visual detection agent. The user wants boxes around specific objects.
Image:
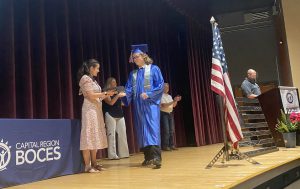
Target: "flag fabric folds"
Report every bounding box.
[210,21,243,148]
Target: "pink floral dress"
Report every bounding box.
[79,75,108,150]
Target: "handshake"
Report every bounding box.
[103,86,126,97]
[103,86,125,93]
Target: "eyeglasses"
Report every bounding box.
[132,55,141,59]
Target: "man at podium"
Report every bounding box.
[241,69,261,99]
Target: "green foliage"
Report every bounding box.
[275,109,298,133]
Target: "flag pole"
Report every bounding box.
[206,17,260,169]
[210,17,229,162]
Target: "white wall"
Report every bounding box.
[282,0,300,90]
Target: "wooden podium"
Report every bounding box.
[258,86,300,147]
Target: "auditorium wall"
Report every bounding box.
[215,7,279,87]
[282,0,300,90]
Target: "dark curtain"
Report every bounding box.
[164,0,224,145]
[0,0,193,156]
[163,0,224,145]
[0,0,223,156]
[186,19,223,146]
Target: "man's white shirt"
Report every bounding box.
[161,93,173,113]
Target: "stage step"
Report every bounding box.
[236,97,278,157]
[243,146,279,157]
[242,122,269,129]
[238,106,262,112]
[241,114,265,120]
[235,97,259,104]
[240,138,275,147]
[242,130,271,137]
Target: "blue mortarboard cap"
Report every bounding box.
[131,44,148,54]
[129,44,149,63]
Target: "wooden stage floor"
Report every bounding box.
[9,143,300,189]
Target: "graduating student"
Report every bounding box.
[122,44,164,169]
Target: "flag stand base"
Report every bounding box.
[205,144,260,169]
[204,95,260,169]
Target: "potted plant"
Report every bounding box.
[275,110,299,148]
[290,111,300,145]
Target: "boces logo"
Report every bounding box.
[286,92,294,104]
[0,139,11,172]
[0,139,61,172]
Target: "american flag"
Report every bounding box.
[210,20,243,148]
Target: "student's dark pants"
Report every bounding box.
[142,145,161,161]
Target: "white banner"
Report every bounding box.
[279,86,300,113]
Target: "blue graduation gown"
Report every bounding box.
[123,64,164,148]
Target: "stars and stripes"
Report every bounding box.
[210,22,243,148]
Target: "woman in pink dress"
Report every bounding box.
[77,59,114,173]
